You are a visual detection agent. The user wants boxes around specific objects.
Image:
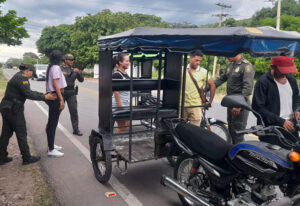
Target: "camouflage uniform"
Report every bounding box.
[61,65,84,133]
[214,57,255,144]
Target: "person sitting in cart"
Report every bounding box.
[112,53,130,133]
[183,50,216,126]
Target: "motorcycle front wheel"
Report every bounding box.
[210,122,231,143]
[174,153,211,206]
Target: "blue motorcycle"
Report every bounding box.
[162,95,300,206]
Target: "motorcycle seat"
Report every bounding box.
[175,122,233,162]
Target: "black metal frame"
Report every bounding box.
[97,49,212,165]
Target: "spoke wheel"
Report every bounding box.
[90,136,112,184]
[210,122,231,143]
[174,153,210,206]
[166,156,178,167]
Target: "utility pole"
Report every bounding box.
[212,3,231,78]
[265,0,282,30]
[276,0,281,30]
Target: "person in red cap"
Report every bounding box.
[252,56,300,134]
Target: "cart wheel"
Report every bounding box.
[90,136,112,183]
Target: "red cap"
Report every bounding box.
[271,56,298,74]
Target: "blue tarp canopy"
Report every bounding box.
[98,27,300,57]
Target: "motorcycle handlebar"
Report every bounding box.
[234,126,272,135]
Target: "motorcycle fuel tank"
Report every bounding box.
[229,141,293,184]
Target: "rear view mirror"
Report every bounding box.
[221,95,251,111]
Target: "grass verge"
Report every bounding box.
[0,69,7,97]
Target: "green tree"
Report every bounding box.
[36,24,73,56]
[223,18,237,27]
[23,52,39,59]
[22,52,39,64]
[251,0,300,26]
[170,22,198,28]
[0,0,29,45]
[37,9,170,68]
[0,62,3,68]
[38,55,49,64]
[5,58,22,68]
[260,15,300,32]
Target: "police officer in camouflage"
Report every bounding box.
[0,64,57,165]
[214,54,255,144]
[61,54,84,136]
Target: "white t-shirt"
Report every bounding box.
[275,79,293,119]
[46,65,67,92]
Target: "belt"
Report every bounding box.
[65,86,74,90]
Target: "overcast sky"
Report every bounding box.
[0,0,272,62]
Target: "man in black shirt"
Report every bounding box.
[252,56,300,130]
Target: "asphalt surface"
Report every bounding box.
[2,69,257,206]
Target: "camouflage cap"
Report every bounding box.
[64,54,75,61]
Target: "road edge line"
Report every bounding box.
[33,101,143,206]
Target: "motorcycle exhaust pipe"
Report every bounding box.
[161,175,212,206]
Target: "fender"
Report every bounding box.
[89,128,114,151]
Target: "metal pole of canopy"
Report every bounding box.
[180,54,188,119]
[129,53,134,162]
[155,50,163,129]
[203,56,212,119]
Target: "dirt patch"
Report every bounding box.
[0,128,57,206]
[0,69,56,205]
[0,69,56,206]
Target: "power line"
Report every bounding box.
[212,3,232,26]
[212,2,232,77]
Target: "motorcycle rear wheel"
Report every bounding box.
[174,153,211,206]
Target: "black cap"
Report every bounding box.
[19,63,37,78]
[49,50,63,64]
[64,54,75,60]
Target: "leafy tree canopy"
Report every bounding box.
[5,57,22,68]
[36,24,73,56]
[0,0,29,45]
[23,52,39,59]
[37,9,170,68]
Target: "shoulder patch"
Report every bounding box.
[242,58,250,64]
[245,65,253,73]
[23,81,29,85]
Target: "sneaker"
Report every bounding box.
[22,156,40,165]
[0,157,13,165]
[54,144,63,151]
[48,149,64,158]
[73,130,83,136]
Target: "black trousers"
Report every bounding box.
[46,99,61,151]
[0,109,31,160]
[64,90,79,132]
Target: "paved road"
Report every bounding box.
[2,69,257,206]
